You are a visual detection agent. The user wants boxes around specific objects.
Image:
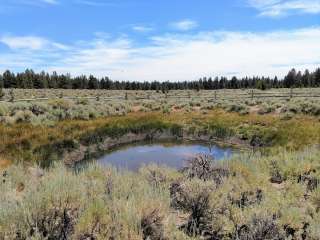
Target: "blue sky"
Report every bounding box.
[0,0,319,81]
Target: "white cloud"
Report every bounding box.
[0,35,67,51]
[14,0,59,5]
[0,27,320,81]
[42,0,58,4]
[248,0,320,17]
[73,0,118,6]
[1,36,48,50]
[132,25,154,33]
[170,20,198,31]
[2,0,120,7]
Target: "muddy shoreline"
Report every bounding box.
[63,129,249,166]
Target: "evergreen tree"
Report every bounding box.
[314,68,320,87]
[283,69,297,88]
[3,70,15,88]
[88,75,99,89]
[296,71,302,87]
[302,70,310,87]
[0,67,319,91]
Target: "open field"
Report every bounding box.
[1,88,320,126]
[1,89,320,239]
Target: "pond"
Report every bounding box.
[96,141,236,171]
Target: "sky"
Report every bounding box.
[0,0,319,81]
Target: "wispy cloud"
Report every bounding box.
[42,0,58,4]
[73,0,120,6]
[170,19,198,31]
[18,0,58,5]
[0,27,320,81]
[0,0,59,9]
[1,0,122,7]
[132,25,154,33]
[0,35,68,51]
[248,0,320,17]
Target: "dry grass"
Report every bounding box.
[0,156,11,170]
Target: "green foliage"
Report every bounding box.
[1,67,320,91]
[208,122,234,139]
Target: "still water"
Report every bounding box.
[96,141,235,171]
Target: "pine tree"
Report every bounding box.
[314,68,320,87]
[284,69,297,88]
[0,67,319,91]
[302,70,310,87]
[88,75,99,89]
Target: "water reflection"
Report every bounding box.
[96,141,235,171]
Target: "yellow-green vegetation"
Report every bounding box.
[1,89,320,239]
[0,110,320,167]
[1,148,320,239]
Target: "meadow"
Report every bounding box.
[2,88,320,125]
[1,88,320,240]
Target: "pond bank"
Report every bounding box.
[63,129,245,167]
[1,110,319,166]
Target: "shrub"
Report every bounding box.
[181,154,230,184]
[269,160,286,184]
[29,102,48,115]
[169,179,215,237]
[0,88,4,100]
[0,165,84,239]
[0,103,9,116]
[13,110,35,123]
[48,99,72,110]
[307,213,320,239]
[225,103,248,113]
[236,215,285,240]
[8,89,14,102]
[258,103,275,115]
[73,199,113,239]
[76,98,89,105]
[141,208,166,240]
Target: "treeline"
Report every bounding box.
[0,68,320,91]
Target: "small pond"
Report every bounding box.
[96,141,236,171]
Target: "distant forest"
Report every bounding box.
[0,68,320,91]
